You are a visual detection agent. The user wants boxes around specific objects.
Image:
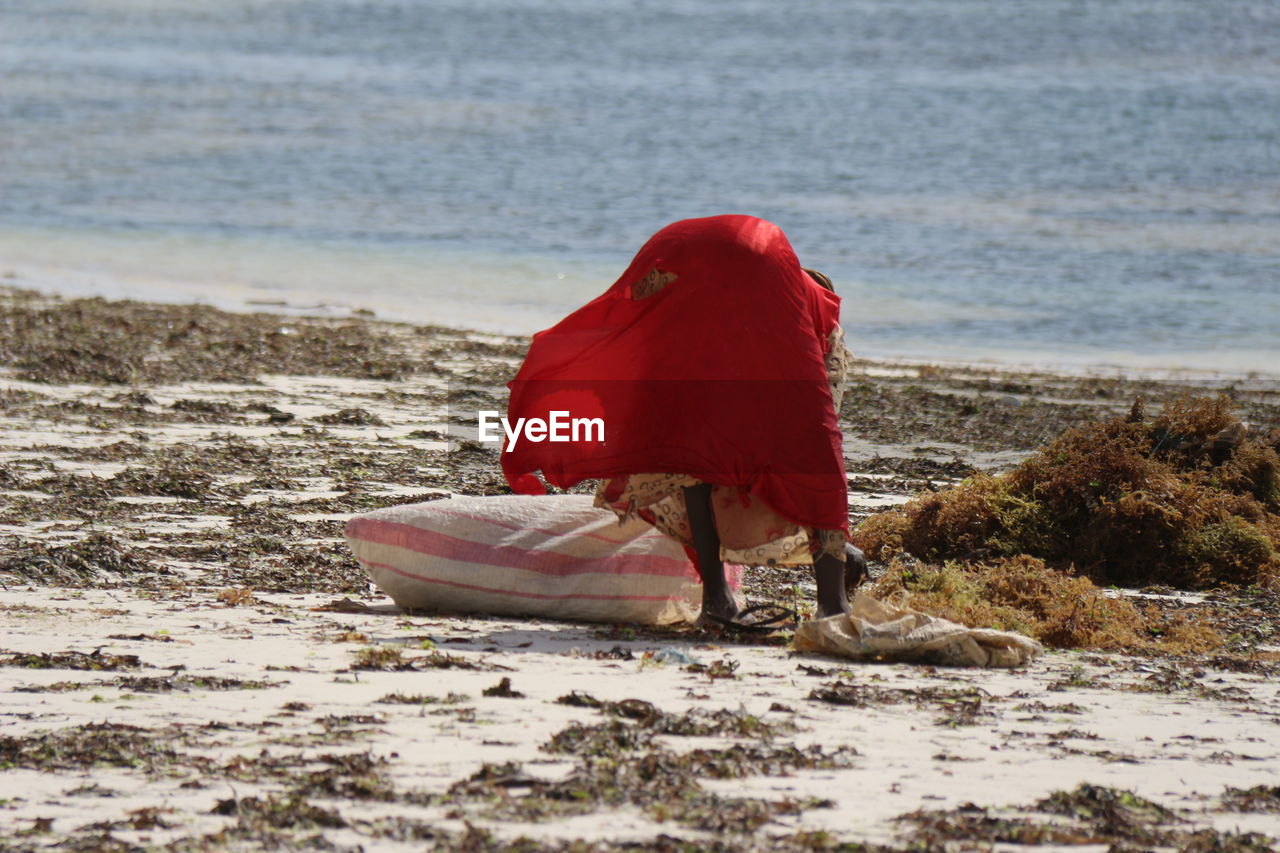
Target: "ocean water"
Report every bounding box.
[2,0,1278,375]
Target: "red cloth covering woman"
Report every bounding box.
[502,215,857,624]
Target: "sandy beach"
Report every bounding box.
[3,284,1280,852]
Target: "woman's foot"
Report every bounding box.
[697,587,741,626]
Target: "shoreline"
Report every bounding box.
[2,285,1280,850]
[5,253,1278,382]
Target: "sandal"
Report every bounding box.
[700,603,799,634]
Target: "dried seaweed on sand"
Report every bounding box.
[856,396,1280,591]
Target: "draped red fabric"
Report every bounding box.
[500,215,847,532]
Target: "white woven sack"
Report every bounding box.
[345,494,720,625]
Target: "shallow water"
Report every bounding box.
[2,0,1278,374]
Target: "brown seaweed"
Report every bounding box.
[857,397,1280,590]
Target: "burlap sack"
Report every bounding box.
[793,591,1042,668]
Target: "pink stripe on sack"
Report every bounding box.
[347,517,695,580]
[364,559,684,602]
[422,505,672,546]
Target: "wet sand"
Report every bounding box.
[2,285,1279,851]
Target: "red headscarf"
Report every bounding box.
[501,215,847,532]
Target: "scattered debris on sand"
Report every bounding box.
[2,286,1278,850]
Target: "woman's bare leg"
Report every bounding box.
[682,483,739,623]
[845,543,867,594]
[814,551,850,617]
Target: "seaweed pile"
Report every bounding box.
[855,397,1280,649]
[864,556,1225,651]
[857,397,1280,589]
[0,289,418,384]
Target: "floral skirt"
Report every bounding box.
[594,472,846,568]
